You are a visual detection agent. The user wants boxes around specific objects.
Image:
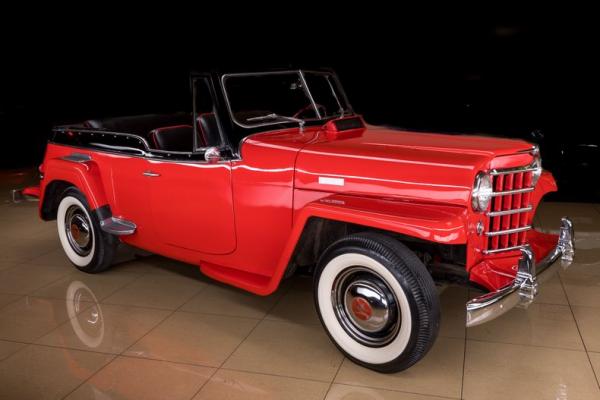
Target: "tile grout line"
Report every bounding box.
[15,270,149,348]
[187,280,295,400]
[2,299,98,347]
[465,337,588,353]
[318,281,368,398]
[24,272,147,304]
[0,264,76,300]
[321,357,345,400]
[460,289,471,399]
[557,272,600,390]
[0,294,24,312]
[0,338,33,363]
[333,382,460,400]
[58,267,283,399]
[59,271,211,400]
[7,340,119,358]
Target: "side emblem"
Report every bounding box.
[318,176,345,186]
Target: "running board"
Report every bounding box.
[100,217,136,236]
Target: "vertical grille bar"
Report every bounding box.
[510,172,524,246]
[519,171,533,244]
[489,175,504,250]
[485,166,535,254]
[500,174,514,249]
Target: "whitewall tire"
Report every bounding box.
[56,188,117,273]
[314,232,440,373]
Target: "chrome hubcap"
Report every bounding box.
[65,205,92,256]
[332,267,400,347]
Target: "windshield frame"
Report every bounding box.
[220,69,353,130]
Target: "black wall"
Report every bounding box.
[1,15,595,198]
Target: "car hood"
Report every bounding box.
[294,125,534,206]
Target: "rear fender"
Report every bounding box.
[41,157,109,214]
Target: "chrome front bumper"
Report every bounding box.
[466,217,575,328]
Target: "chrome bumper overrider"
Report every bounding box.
[466,217,575,328]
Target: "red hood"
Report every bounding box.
[294,125,534,206]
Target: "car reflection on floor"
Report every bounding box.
[66,280,105,350]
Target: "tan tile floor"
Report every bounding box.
[0,170,599,399]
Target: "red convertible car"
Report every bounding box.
[16,69,575,372]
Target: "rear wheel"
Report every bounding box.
[56,188,117,273]
[314,232,440,373]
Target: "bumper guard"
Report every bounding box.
[466,217,575,327]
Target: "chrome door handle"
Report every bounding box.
[142,171,160,177]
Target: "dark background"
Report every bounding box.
[1,15,596,199]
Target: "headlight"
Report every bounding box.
[531,152,542,186]
[472,172,493,212]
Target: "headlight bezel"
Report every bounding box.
[531,152,542,186]
[472,172,493,212]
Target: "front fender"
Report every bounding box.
[294,194,469,244]
[250,193,470,295]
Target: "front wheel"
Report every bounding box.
[56,188,117,273]
[314,232,440,373]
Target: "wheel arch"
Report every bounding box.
[40,158,110,221]
[267,194,470,294]
[41,179,77,220]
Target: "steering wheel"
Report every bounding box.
[293,103,327,119]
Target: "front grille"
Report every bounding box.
[484,167,535,254]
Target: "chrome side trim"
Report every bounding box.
[53,127,153,152]
[466,217,575,327]
[490,187,534,196]
[485,225,532,236]
[100,217,136,236]
[89,143,149,157]
[487,206,533,217]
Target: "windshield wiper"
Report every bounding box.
[246,113,305,128]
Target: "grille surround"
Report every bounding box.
[483,166,535,255]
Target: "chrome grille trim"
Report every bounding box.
[487,206,533,217]
[485,225,532,237]
[483,244,529,255]
[490,187,534,196]
[490,166,538,176]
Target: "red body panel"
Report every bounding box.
[39,121,557,295]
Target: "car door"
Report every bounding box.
[145,159,236,254]
[145,76,236,255]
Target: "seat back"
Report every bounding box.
[197,113,221,147]
[148,125,199,152]
[83,113,190,136]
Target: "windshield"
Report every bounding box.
[222,71,352,129]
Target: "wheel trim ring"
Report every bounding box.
[332,266,401,347]
[57,196,96,267]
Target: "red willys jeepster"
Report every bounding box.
[16,69,575,373]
